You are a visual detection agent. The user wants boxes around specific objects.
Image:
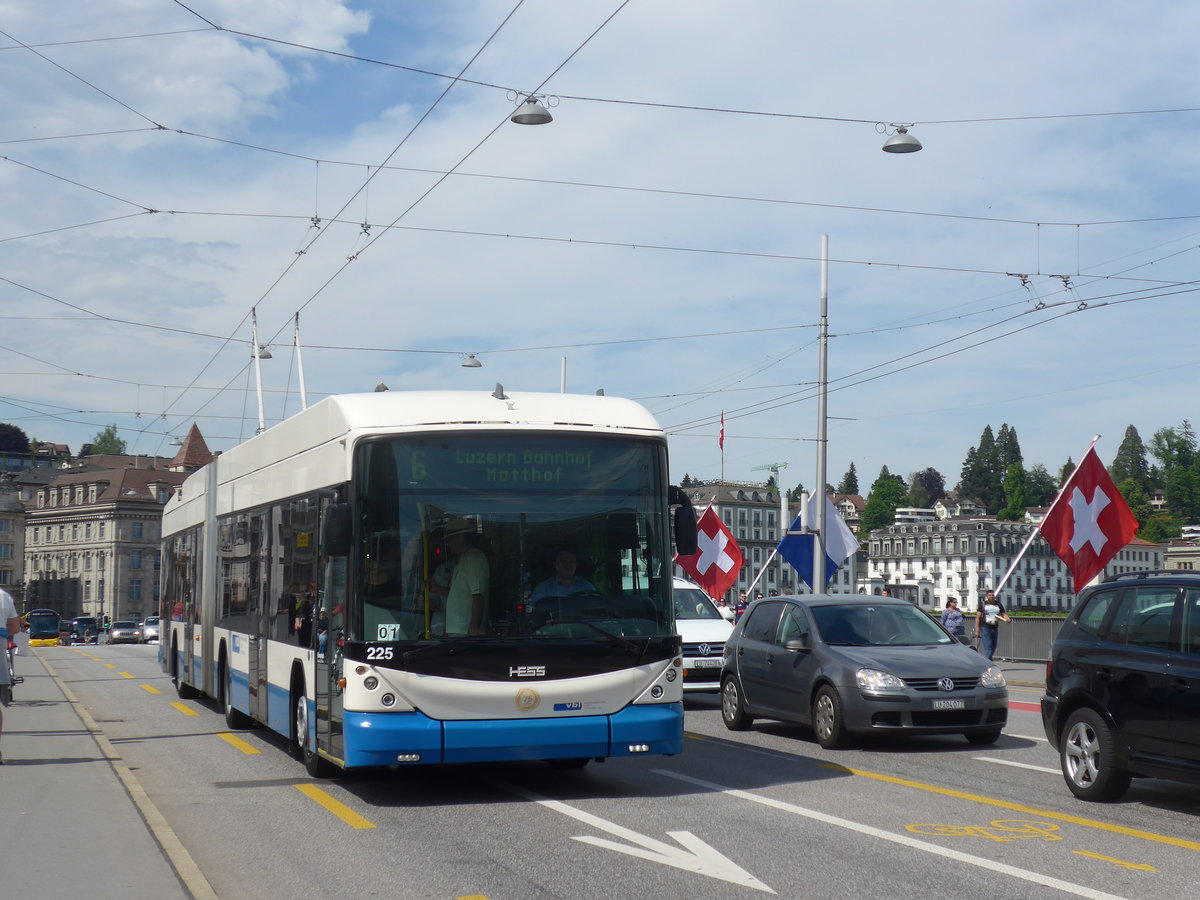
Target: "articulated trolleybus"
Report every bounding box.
[161,389,697,775]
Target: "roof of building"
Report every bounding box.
[168,423,214,472]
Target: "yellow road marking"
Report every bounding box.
[120,672,134,679]
[140,684,161,695]
[295,784,375,830]
[104,663,116,669]
[170,701,198,717]
[1073,850,1157,871]
[218,732,261,755]
[822,762,1200,852]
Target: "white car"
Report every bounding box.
[674,578,735,693]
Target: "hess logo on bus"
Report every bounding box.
[510,665,545,678]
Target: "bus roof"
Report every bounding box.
[165,390,666,527]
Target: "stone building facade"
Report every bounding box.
[866,518,1163,612]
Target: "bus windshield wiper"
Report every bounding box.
[540,619,639,654]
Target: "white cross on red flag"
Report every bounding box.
[1039,445,1139,592]
[675,505,744,601]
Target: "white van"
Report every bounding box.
[673,578,735,693]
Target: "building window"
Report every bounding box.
[85,524,92,539]
[0,519,9,533]
[129,580,142,605]
[0,544,10,560]
[131,550,142,570]
[89,485,98,503]
[133,522,144,539]
[99,523,106,539]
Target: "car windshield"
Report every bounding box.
[144,617,159,626]
[114,622,135,629]
[811,603,953,646]
[674,588,724,620]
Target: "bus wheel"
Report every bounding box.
[292,686,335,778]
[172,640,198,699]
[547,758,590,769]
[221,655,254,730]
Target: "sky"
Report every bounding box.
[2,1,1198,497]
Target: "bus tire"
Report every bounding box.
[292,681,335,777]
[220,651,254,730]
[172,639,198,700]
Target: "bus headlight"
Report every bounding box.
[363,676,379,691]
[650,685,664,699]
[381,693,396,707]
[664,668,677,682]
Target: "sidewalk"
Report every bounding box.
[998,659,1045,689]
[0,647,197,899]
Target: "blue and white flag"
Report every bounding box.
[776,495,860,591]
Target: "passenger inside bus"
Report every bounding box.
[426,518,489,636]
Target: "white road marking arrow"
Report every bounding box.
[501,783,775,893]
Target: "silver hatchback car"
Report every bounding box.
[721,595,1008,748]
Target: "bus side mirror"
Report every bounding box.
[321,503,351,557]
[669,485,698,556]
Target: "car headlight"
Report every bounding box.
[856,667,904,692]
[980,665,1007,688]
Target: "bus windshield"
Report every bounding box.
[354,434,672,643]
[27,609,61,640]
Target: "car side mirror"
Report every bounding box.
[956,634,971,645]
[784,635,811,652]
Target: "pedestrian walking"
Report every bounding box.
[940,598,966,638]
[974,590,1011,659]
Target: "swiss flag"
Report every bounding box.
[1039,445,1139,592]
[675,505,744,601]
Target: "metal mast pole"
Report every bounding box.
[252,308,267,435]
[814,235,829,593]
[294,313,308,411]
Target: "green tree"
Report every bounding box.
[836,462,859,495]
[1059,457,1075,485]
[1110,425,1151,492]
[1024,464,1059,506]
[0,423,29,453]
[996,423,1023,470]
[861,469,908,532]
[907,467,946,508]
[680,473,694,487]
[1116,478,1155,534]
[788,481,806,502]
[90,424,127,455]
[997,462,1027,521]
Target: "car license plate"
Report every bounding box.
[932,698,965,710]
[693,658,722,668]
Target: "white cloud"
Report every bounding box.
[1,0,1198,487]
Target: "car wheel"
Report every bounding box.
[1060,708,1132,802]
[721,676,753,731]
[964,727,1003,745]
[812,686,850,750]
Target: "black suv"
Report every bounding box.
[1042,571,1200,801]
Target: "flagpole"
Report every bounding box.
[993,435,1099,601]
[745,549,779,596]
[720,410,725,485]
[814,234,829,593]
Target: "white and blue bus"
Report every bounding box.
[160,389,697,775]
